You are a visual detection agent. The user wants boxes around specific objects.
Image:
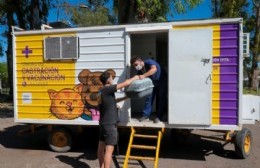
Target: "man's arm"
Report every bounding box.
[116,75,139,90]
[139,65,157,79]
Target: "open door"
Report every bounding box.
[168,28,212,125]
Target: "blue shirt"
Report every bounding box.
[138,59,165,82]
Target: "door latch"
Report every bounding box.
[201,58,210,66]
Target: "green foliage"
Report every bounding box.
[0,0,53,29]
[0,0,54,95]
[0,63,7,74]
[135,0,168,22]
[171,0,203,14]
[88,0,109,8]
[62,0,113,27]
[114,0,202,23]
[66,5,112,27]
[211,0,249,18]
[212,0,260,89]
[0,62,8,88]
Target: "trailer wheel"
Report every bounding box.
[234,128,252,159]
[48,127,72,152]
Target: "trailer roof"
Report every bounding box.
[13,18,242,36]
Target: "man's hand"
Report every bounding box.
[132,75,139,80]
[117,75,139,89]
[139,75,145,80]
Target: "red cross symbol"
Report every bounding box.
[22,46,32,58]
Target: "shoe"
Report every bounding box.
[139,116,149,122]
[153,117,161,123]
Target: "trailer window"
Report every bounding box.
[44,36,79,60]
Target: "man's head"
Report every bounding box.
[100,71,113,85]
[131,56,144,71]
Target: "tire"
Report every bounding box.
[234,128,252,159]
[47,127,72,152]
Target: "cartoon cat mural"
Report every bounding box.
[47,85,84,120]
[47,69,116,120]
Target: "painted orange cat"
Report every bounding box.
[47,85,84,120]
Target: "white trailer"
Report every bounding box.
[13,18,253,159]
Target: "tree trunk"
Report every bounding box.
[6,12,14,97]
[213,0,218,17]
[118,0,137,24]
[250,3,260,88]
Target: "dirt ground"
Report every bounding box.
[0,102,260,168]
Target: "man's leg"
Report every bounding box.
[143,86,158,116]
[142,93,153,117]
[104,145,115,168]
[97,141,105,168]
[156,79,167,120]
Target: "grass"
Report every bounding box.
[243,87,260,96]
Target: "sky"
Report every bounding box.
[0,0,212,63]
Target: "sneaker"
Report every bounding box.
[139,116,149,122]
[153,117,161,123]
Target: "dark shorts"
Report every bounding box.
[99,124,118,145]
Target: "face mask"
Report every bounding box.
[135,64,142,71]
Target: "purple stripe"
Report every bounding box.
[221,39,238,46]
[219,24,239,125]
[220,66,238,73]
[220,48,239,55]
[220,83,237,90]
[213,57,238,64]
[220,74,238,81]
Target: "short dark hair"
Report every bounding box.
[100,71,111,85]
[130,56,142,65]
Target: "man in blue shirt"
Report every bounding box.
[131,56,167,123]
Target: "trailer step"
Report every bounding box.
[129,155,155,161]
[134,134,158,139]
[131,144,157,150]
[123,127,165,168]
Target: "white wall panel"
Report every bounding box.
[80,45,124,54]
[79,29,124,38]
[76,28,129,122]
[80,37,124,45]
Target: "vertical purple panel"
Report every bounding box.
[220,24,239,125]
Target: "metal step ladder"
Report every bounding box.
[123,127,165,168]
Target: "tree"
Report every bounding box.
[211,0,260,89]
[0,62,8,88]
[64,0,202,26]
[211,0,249,18]
[63,2,113,27]
[115,0,202,24]
[248,0,260,90]
[0,0,53,96]
[59,0,114,27]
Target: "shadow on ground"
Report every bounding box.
[0,123,240,167]
[56,155,92,168]
[0,125,239,158]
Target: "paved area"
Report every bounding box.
[0,103,260,168]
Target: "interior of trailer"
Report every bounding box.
[129,32,169,123]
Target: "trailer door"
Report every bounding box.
[168,28,212,125]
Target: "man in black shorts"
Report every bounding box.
[97,71,138,168]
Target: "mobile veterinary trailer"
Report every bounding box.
[13,18,252,158]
